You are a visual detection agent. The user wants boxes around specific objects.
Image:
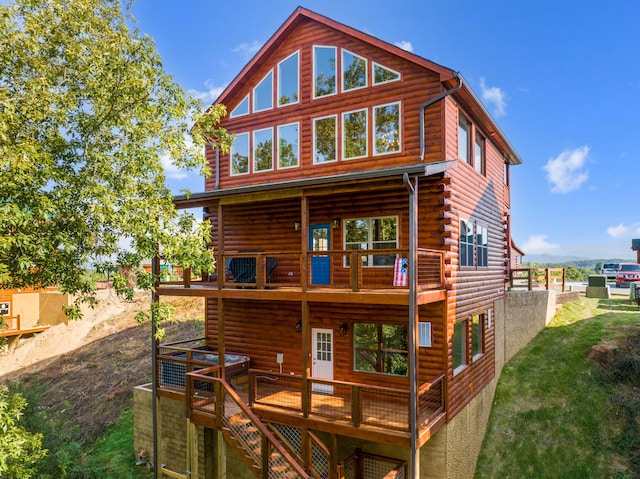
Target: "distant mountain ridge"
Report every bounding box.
[524,254,635,269]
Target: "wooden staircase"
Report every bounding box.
[186,369,310,479]
[223,415,304,479]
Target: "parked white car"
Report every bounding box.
[600,262,619,279]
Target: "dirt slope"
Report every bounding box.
[0,292,205,442]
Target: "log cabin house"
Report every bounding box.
[148,7,522,479]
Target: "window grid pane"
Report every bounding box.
[342,50,367,91]
[314,116,337,163]
[278,123,299,168]
[343,109,367,159]
[230,132,249,176]
[254,71,273,112]
[374,103,400,154]
[454,321,467,371]
[253,128,273,172]
[314,46,336,97]
[278,52,299,106]
[458,115,470,163]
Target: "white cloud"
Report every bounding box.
[232,40,263,60]
[521,234,560,254]
[394,40,413,52]
[479,77,507,117]
[607,223,628,238]
[543,146,590,194]
[188,79,226,105]
[161,152,188,180]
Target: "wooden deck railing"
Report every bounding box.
[509,268,566,292]
[186,369,311,479]
[248,370,445,433]
[160,248,445,293]
[341,449,406,479]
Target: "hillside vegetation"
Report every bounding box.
[475,297,640,479]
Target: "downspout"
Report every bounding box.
[418,73,463,161]
[214,146,220,190]
[403,172,419,479]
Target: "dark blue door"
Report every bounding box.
[310,224,330,285]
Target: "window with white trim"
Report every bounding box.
[477,224,488,267]
[230,95,249,117]
[277,123,299,169]
[253,128,273,172]
[472,314,483,359]
[373,62,400,85]
[474,132,485,175]
[342,49,367,91]
[419,322,432,347]
[374,102,400,155]
[342,109,367,160]
[230,132,249,176]
[460,219,475,267]
[278,51,299,106]
[313,115,337,164]
[458,114,471,164]
[344,216,397,267]
[453,320,467,374]
[313,46,336,98]
[253,71,273,112]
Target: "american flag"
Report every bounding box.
[393,257,408,287]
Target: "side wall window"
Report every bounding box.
[453,320,467,374]
[460,219,475,267]
[458,114,471,164]
[354,323,408,376]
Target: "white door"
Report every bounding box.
[312,328,334,393]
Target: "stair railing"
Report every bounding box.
[187,371,310,478]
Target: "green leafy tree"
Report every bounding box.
[0,385,47,478]
[0,0,232,323]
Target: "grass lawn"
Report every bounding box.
[475,297,640,479]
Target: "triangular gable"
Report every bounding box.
[214,7,456,108]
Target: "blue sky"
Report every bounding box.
[130,0,640,261]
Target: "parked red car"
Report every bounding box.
[615,263,640,287]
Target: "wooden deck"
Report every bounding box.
[171,366,446,448]
[157,283,446,305]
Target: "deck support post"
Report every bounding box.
[151,254,160,479]
[404,173,420,479]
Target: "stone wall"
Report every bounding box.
[420,290,556,479]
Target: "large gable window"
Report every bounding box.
[342,109,367,160]
[253,128,273,172]
[313,46,336,98]
[374,102,401,155]
[344,216,397,267]
[313,115,337,164]
[278,51,299,106]
[253,71,273,112]
[230,95,249,118]
[230,132,249,176]
[277,123,299,169]
[354,323,408,376]
[342,49,367,91]
[373,62,400,85]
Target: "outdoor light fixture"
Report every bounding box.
[294,221,301,231]
[332,218,340,229]
[295,321,302,332]
[339,323,348,336]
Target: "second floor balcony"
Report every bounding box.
[157,248,446,305]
